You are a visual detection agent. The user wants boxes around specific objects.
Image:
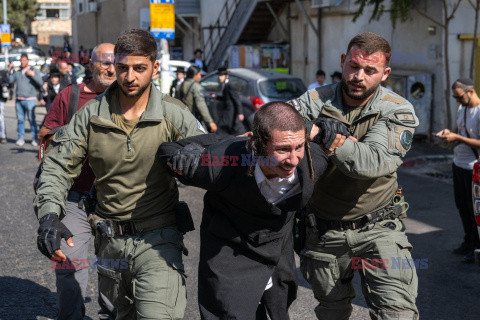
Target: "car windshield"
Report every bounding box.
[258,78,306,100]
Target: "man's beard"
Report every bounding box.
[118,81,150,98]
[341,78,379,101]
[93,69,115,88]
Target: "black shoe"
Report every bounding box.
[461,251,475,263]
[453,242,473,255]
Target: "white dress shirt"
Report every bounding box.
[254,163,301,205]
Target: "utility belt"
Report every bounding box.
[294,188,408,254]
[79,192,195,238]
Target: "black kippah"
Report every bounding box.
[456,78,474,86]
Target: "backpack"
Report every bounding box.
[33,83,80,193]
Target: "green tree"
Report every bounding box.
[353,0,463,130]
[0,0,38,32]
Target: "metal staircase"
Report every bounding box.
[202,0,259,71]
[202,0,289,71]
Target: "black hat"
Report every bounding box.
[49,72,61,78]
[194,48,203,55]
[217,67,228,76]
[456,78,474,86]
[176,67,185,73]
[331,71,342,79]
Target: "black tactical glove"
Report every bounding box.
[170,143,205,178]
[312,117,350,150]
[37,214,73,260]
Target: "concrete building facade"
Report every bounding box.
[31,0,72,50]
[71,0,202,61]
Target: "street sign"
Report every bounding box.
[150,0,175,39]
[1,24,11,48]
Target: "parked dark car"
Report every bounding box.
[199,68,307,129]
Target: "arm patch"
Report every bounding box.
[395,126,414,152]
[394,112,416,124]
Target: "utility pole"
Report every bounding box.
[3,0,8,63]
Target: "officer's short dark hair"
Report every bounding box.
[115,29,157,62]
[21,53,28,60]
[316,69,325,77]
[186,65,201,79]
[346,32,391,66]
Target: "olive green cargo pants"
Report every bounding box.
[300,218,419,320]
[94,226,187,320]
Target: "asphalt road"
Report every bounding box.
[0,100,479,319]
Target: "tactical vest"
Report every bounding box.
[307,103,397,221]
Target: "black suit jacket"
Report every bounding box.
[217,83,244,135]
[159,135,328,320]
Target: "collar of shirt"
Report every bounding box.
[254,162,300,204]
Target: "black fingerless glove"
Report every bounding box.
[312,117,350,150]
[37,214,73,260]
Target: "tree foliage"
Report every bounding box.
[0,0,38,32]
[353,0,414,27]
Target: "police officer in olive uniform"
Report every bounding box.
[177,65,217,133]
[290,32,419,320]
[34,29,205,319]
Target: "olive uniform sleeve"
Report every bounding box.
[332,103,418,180]
[192,82,214,124]
[33,102,93,220]
[161,94,207,142]
[288,89,325,121]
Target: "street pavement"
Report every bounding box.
[1,99,479,319]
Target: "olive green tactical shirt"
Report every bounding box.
[34,82,204,226]
[180,78,214,124]
[290,83,419,221]
[110,96,140,135]
[343,105,364,124]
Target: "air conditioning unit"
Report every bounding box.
[89,2,98,12]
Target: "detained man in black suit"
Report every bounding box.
[216,67,245,136]
[159,101,353,320]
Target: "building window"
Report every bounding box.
[78,0,84,14]
[36,2,72,20]
[46,9,59,18]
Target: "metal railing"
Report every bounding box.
[202,0,241,69]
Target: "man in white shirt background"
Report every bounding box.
[437,78,480,263]
[307,69,327,90]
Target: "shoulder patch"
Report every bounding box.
[394,112,416,124]
[309,90,320,100]
[381,94,407,104]
[162,94,187,110]
[309,87,334,100]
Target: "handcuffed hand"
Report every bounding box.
[312,117,351,151]
[37,214,74,262]
[170,143,205,178]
